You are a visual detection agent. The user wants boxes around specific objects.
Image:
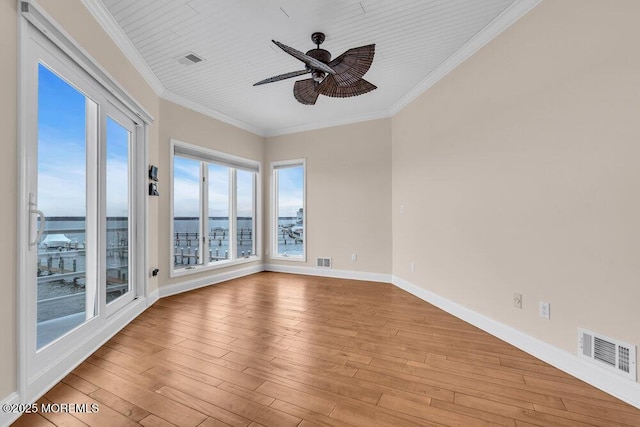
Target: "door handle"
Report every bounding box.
[29,193,46,247]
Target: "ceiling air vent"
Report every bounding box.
[178,52,204,66]
[316,257,331,269]
[579,328,636,381]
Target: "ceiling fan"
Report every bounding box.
[253,32,376,105]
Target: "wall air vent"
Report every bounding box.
[316,257,332,269]
[578,328,636,381]
[178,52,204,66]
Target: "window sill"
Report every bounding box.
[170,255,261,278]
[270,255,306,263]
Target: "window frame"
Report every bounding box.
[271,159,307,262]
[169,139,261,277]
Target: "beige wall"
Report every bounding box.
[392,0,640,382]
[158,99,264,288]
[0,0,18,400]
[266,119,392,274]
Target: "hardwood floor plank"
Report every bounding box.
[329,403,434,427]
[154,386,251,427]
[560,398,640,426]
[12,413,56,427]
[454,393,588,426]
[378,393,497,427]
[71,363,207,426]
[88,388,150,421]
[429,398,516,426]
[151,348,264,389]
[61,373,100,395]
[218,382,276,407]
[44,382,138,427]
[255,381,337,415]
[138,414,177,426]
[35,396,88,427]
[144,366,300,427]
[269,400,356,427]
[197,418,233,427]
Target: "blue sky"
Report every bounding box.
[38,64,129,217]
[277,166,304,217]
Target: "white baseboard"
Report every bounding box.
[147,288,160,306]
[0,392,21,427]
[159,264,265,298]
[264,263,391,283]
[392,275,640,410]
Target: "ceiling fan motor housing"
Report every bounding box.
[306,48,331,64]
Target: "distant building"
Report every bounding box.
[296,208,303,224]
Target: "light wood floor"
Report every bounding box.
[15,272,640,426]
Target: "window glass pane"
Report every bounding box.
[105,117,130,304]
[36,64,92,348]
[173,156,202,268]
[276,165,304,257]
[208,164,230,262]
[236,170,255,258]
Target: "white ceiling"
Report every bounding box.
[88,0,540,136]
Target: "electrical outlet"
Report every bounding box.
[400,204,405,215]
[351,253,357,262]
[410,262,415,272]
[539,301,550,319]
[513,293,522,309]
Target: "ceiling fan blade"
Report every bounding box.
[272,40,336,75]
[293,79,320,105]
[328,44,375,86]
[253,69,310,86]
[316,75,377,98]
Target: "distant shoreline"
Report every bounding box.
[47,216,296,221]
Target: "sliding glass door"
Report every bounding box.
[25,32,141,377]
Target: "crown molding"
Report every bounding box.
[81,0,165,96]
[388,0,542,116]
[161,90,267,137]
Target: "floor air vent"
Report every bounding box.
[579,328,636,380]
[316,257,331,268]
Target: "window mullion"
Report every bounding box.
[86,100,100,319]
[229,169,237,261]
[201,162,208,266]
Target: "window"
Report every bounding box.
[271,160,306,260]
[171,140,260,275]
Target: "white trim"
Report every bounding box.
[80,0,165,96]
[147,289,160,307]
[159,264,264,298]
[171,256,262,278]
[0,392,21,427]
[264,263,391,283]
[162,90,265,137]
[388,0,542,116]
[271,159,306,262]
[391,275,640,410]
